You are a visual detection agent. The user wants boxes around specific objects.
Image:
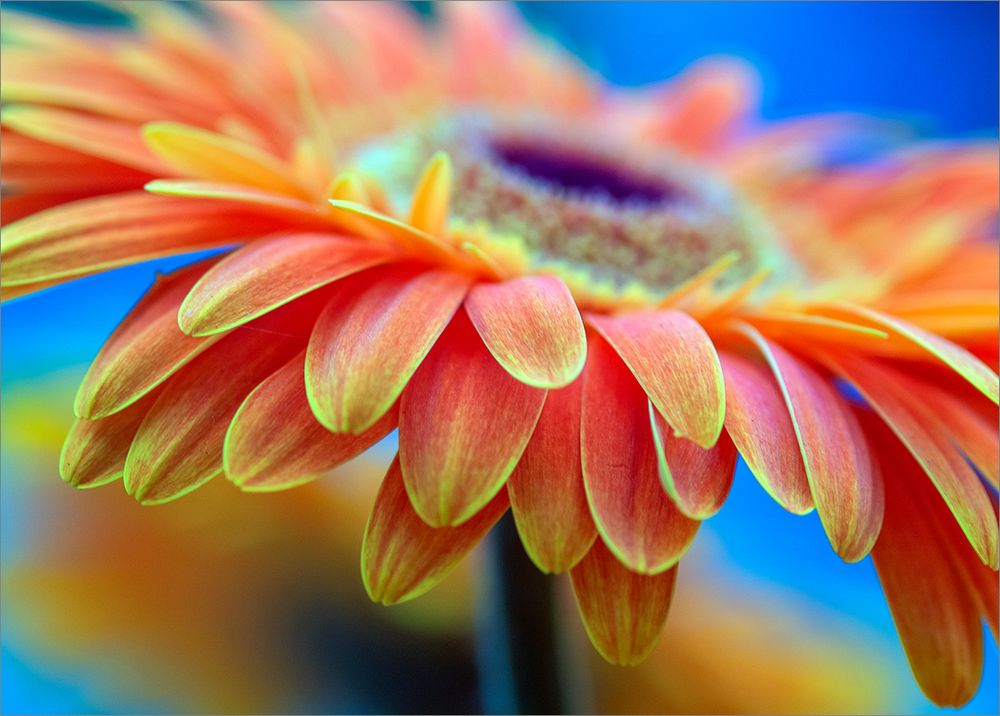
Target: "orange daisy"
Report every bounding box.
[1,2,997,706]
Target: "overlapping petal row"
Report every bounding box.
[1,2,997,705]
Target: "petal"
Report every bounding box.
[124,303,318,504]
[465,275,587,389]
[145,179,326,220]
[224,352,397,491]
[306,266,470,434]
[142,122,308,198]
[362,456,508,605]
[399,311,547,527]
[811,303,999,405]
[60,391,159,488]
[1,191,288,291]
[864,412,986,708]
[823,354,999,569]
[507,377,597,573]
[589,310,724,448]
[582,333,700,574]
[718,351,814,514]
[75,258,224,419]
[900,369,999,488]
[653,57,758,154]
[569,538,678,666]
[1,105,167,174]
[738,324,884,562]
[178,233,391,336]
[408,151,452,237]
[650,405,737,519]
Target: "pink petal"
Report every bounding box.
[570,538,678,666]
[507,377,597,573]
[589,310,725,449]
[739,324,884,562]
[465,275,586,388]
[363,456,508,604]
[399,312,547,527]
[650,405,737,519]
[718,351,814,514]
[178,233,391,336]
[306,265,470,434]
[582,333,700,574]
[824,353,999,569]
[224,352,397,491]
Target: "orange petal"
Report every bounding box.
[408,151,452,237]
[823,354,998,569]
[589,310,724,449]
[75,258,224,419]
[398,311,546,527]
[1,191,288,291]
[224,352,396,491]
[811,303,999,405]
[123,304,317,504]
[898,369,999,488]
[142,122,309,198]
[145,179,327,220]
[653,57,758,154]
[306,266,470,434]
[650,405,737,519]
[466,275,586,388]
[507,377,597,573]
[739,324,884,562]
[570,538,678,666]
[1,105,167,174]
[718,351,814,514]
[582,333,700,574]
[178,233,390,336]
[362,456,508,604]
[60,391,159,488]
[864,412,986,708]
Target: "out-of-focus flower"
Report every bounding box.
[2,373,901,714]
[1,2,996,704]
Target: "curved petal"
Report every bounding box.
[465,275,586,388]
[362,456,508,605]
[1,191,289,292]
[398,311,546,527]
[824,353,998,569]
[738,324,884,562]
[124,303,317,504]
[570,538,678,666]
[650,404,737,520]
[408,151,452,237]
[507,377,597,573]
[718,351,814,514]
[75,258,224,419]
[1,105,167,174]
[811,303,999,405]
[179,233,391,336]
[60,390,159,488]
[306,266,470,434]
[582,333,700,574]
[864,412,986,708]
[589,310,724,448]
[145,179,326,220]
[142,122,308,198]
[224,352,397,492]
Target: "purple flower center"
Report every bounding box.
[489,139,676,205]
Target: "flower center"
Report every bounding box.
[349,114,794,305]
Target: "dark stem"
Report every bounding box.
[475,514,585,715]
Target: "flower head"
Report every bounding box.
[2,2,997,705]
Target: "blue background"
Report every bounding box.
[2,2,997,713]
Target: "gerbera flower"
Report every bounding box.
[1,2,997,707]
